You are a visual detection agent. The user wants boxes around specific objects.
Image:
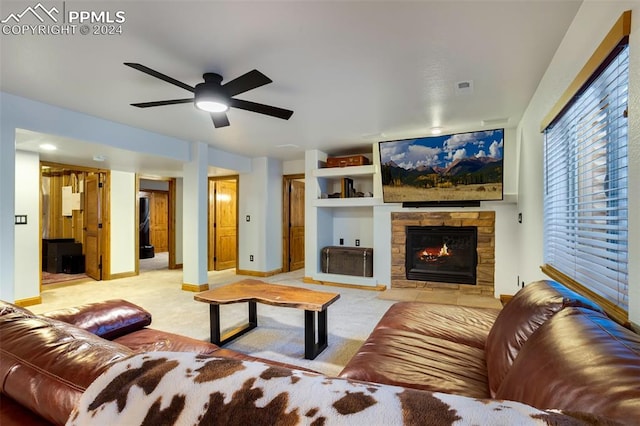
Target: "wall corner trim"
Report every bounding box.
[182,283,209,292]
[14,296,42,307]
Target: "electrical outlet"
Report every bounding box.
[339,238,344,245]
[250,255,254,262]
[355,239,360,247]
[246,215,251,222]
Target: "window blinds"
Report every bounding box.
[543,44,629,311]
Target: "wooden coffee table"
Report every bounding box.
[194,279,340,359]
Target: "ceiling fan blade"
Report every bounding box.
[211,113,230,128]
[229,98,294,120]
[222,70,272,97]
[124,63,195,93]
[130,98,194,108]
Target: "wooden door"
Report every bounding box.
[208,180,216,271]
[84,174,102,280]
[150,192,169,252]
[214,180,237,270]
[289,179,305,270]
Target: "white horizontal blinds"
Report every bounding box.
[544,44,629,310]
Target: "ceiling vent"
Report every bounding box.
[455,80,474,95]
[481,117,510,127]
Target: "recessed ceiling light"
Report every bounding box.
[431,127,443,135]
[93,154,106,162]
[40,144,57,151]
[275,144,300,149]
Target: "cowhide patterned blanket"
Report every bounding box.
[67,352,600,425]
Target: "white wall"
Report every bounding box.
[208,145,252,174]
[175,178,184,265]
[283,159,305,175]
[304,150,327,281]
[0,108,16,301]
[333,209,374,248]
[266,158,284,270]
[182,142,209,286]
[516,2,639,325]
[14,151,40,300]
[239,159,265,271]
[110,171,136,275]
[238,157,283,272]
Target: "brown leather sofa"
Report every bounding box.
[0,299,312,425]
[339,280,640,424]
[2,280,639,425]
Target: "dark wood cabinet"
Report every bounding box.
[43,239,82,273]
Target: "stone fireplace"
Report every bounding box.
[405,225,478,284]
[391,211,495,295]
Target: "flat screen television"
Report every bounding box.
[378,128,504,205]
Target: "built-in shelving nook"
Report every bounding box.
[305,149,382,288]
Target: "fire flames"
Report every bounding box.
[418,243,451,263]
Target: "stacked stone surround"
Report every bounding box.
[391,211,495,296]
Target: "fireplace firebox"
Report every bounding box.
[405,226,477,284]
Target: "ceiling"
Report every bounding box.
[1,0,582,176]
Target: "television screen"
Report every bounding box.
[378,129,504,204]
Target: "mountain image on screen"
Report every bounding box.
[378,129,504,203]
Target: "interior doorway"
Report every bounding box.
[208,176,238,271]
[138,178,176,272]
[40,162,110,286]
[282,174,305,272]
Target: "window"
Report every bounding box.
[542,11,630,322]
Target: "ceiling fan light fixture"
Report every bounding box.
[194,79,228,112]
[125,64,293,128]
[195,100,228,113]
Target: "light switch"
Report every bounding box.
[15,215,27,225]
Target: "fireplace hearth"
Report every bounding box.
[406,226,477,284]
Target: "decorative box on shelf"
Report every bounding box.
[325,155,370,168]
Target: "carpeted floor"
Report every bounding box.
[30,268,501,376]
[139,251,169,272]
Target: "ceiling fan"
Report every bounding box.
[124,63,294,128]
